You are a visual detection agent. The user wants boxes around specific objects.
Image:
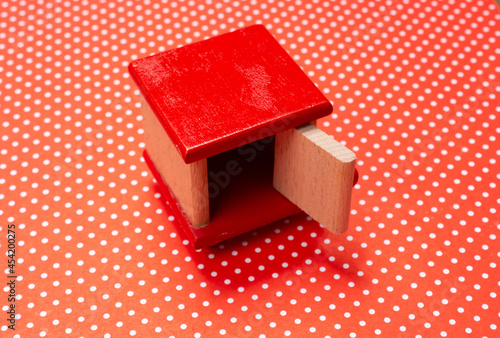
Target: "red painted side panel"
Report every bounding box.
[130,25,332,164]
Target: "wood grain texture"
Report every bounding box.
[141,95,210,228]
[273,123,356,234]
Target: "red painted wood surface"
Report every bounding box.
[129,25,332,164]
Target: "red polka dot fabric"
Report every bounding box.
[1,1,499,337]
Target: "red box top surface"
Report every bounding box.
[129,25,332,163]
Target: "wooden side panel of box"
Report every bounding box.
[274,123,356,234]
[141,95,210,228]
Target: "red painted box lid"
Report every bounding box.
[128,24,332,163]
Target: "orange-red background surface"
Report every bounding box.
[1,0,499,337]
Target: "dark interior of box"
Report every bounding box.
[207,136,300,228]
